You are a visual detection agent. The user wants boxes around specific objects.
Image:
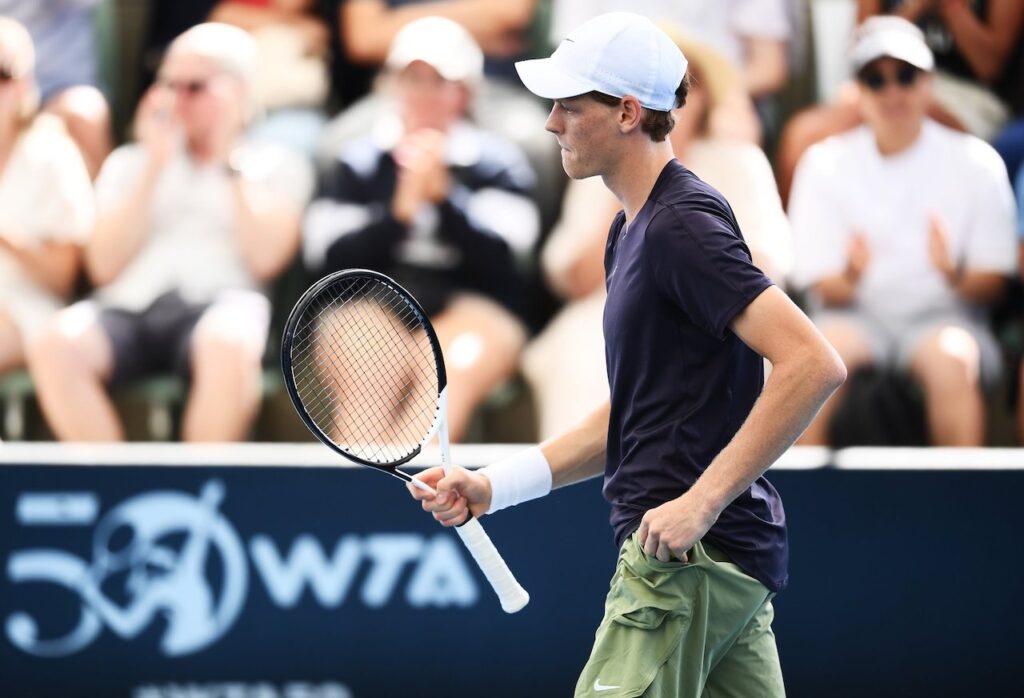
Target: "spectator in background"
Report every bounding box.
[522,27,791,439]
[210,0,330,156]
[551,0,792,141]
[3,0,112,178]
[341,0,535,69]
[789,18,1016,447]
[861,0,1024,141]
[0,17,94,377]
[304,17,537,441]
[326,1,560,234]
[29,23,313,442]
[776,0,1023,205]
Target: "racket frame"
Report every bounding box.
[280,268,530,613]
[281,268,447,478]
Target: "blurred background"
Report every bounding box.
[0,0,1020,448]
[0,2,1023,696]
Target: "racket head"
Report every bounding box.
[281,269,448,472]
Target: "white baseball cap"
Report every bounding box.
[850,16,934,73]
[385,16,484,84]
[515,12,688,112]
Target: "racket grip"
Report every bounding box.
[455,517,530,613]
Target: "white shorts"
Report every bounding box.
[813,308,1003,387]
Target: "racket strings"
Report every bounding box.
[296,281,435,415]
[294,293,436,460]
[294,280,433,433]
[289,276,441,464]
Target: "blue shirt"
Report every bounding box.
[1016,163,1023,240]
[602,160,789,592]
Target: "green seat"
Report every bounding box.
[117,368,283,440]
[0,370,36,441]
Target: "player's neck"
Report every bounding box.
[603,142,675,224]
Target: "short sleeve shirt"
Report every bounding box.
[602,159,788,592]
[789,121,1016,322]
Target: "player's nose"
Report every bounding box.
[545,106,562,135]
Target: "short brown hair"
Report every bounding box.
[584,75,690,142]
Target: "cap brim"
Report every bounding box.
[852,39,934,72]
[515,58,596,100]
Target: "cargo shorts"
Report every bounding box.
[574,533,785,698]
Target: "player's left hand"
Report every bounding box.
[638,493,720,563]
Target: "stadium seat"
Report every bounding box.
[0,370,35,441]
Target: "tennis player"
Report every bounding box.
[410,12,846,697]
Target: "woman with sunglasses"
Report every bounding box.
[789,17,1017,448]
[0,17,94,396]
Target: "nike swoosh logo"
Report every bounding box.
[594,679,621,692]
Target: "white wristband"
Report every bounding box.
[479,446,552,514]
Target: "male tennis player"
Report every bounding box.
[410,12,846,697]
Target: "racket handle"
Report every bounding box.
[455,517,530,613]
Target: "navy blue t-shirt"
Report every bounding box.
[602,159,789,592]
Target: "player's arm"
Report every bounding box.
[639,286,846,562]
[409,400,610,525]
[542,398,610,488]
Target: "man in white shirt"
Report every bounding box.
[789,17,1017,446]
[29,23,313,442]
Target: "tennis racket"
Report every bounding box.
[280,268,529,613]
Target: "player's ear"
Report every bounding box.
[618,95,643,134]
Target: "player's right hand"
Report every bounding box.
[407,466,492,526]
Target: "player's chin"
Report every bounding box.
[559,151,583,179]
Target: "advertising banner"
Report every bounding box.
[2,447,1021,697]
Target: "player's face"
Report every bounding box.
[857,57,930,137]
[545,96,622,179]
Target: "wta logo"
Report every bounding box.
[4,481,478,657]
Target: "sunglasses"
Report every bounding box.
[859,65,920,92]
[0,63,20,82]
[158,77,210,96]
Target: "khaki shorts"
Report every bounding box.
[574,533,785,698]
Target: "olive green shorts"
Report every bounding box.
[574,533,785,698]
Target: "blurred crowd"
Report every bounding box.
[0,0,1022,448]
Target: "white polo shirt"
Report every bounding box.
[92,142,313,312]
